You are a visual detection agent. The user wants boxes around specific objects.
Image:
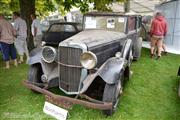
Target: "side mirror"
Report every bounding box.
[115,52,122,58]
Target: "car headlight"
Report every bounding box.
[42,46,57,63]
[80,51,97,69]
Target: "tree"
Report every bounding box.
[124,0,130,12]
[1,0,126,50]
[19,0,35,50]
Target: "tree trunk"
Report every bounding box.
[124,0,130,13]
[19,0,35,51]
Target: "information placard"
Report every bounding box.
[43,101,68,120]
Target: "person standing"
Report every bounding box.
[30,14,42,47]
[0,13,17,69]
[13,12,29,63]
[150,12,168,59]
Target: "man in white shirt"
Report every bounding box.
[30,14,42,47]
[13,12,29,64]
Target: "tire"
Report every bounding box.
[178,67,180,97]
[28,64,44,90]
[102,72,123,116]
[178,84,180,97]
[125,47,132,81]
[125,44,132,65]
[133,37,142,61]
[128,47,133,65]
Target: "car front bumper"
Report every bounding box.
[23,80,112,110]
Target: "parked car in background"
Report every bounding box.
[28,22,82,88]
[25,12,142,116]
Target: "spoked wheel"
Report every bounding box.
[102,72,123,116]
[28,64,44,92]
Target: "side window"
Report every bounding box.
[76,24,83,31]
[128,17,136,32]
[49,24,76,32]
[49,25,63,32]
[64,25,76,32]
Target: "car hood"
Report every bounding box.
[59,30,126,48]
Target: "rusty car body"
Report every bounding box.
[25,12,142,116]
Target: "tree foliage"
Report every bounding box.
[0,0,126,50]
[36,0,56,17]
[0,0,126,17]
[0,0,19,16]
[55,0,125,13]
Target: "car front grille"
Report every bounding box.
[58,46,83,92]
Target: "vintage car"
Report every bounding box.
[28,22,82,88]
[25,12,142,116]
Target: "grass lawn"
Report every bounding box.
[0,48,180,120]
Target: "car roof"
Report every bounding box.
[84,11,138,17]
[50,22,81,26]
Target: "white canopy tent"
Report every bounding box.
[111,0,180,54]
[156,0,180,54]
[111,0,167,15]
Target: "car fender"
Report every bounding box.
[28,47,43,65]
[28,47,58,84]
[80,57,127,94]
[97,57,127,84]
[80,40,132,93]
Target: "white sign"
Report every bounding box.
[85,17,96,29]
[107,18,115,28]
[43,101,68,120]
[118,17,125,23]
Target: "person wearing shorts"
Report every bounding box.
[150,12,167,59]
[0,13,17,69]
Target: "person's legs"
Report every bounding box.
[162,43,167,55]
[0,42,10,69]
[15,38,24,63]
[162,44,166,52]
[9,43,17,66]
[23,40,29,63]
[150,37,157,58]
[157,38,163,57]
[34,35,42,47]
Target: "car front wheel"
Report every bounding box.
[102,72,123,116]
[28,64,44,89]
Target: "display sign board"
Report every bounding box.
[43,101,68,120]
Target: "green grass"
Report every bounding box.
[0,48,180,120]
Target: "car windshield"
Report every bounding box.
[83,16,126,32]
[49,24,76,32]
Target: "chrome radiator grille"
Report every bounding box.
[58,46,83,92]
